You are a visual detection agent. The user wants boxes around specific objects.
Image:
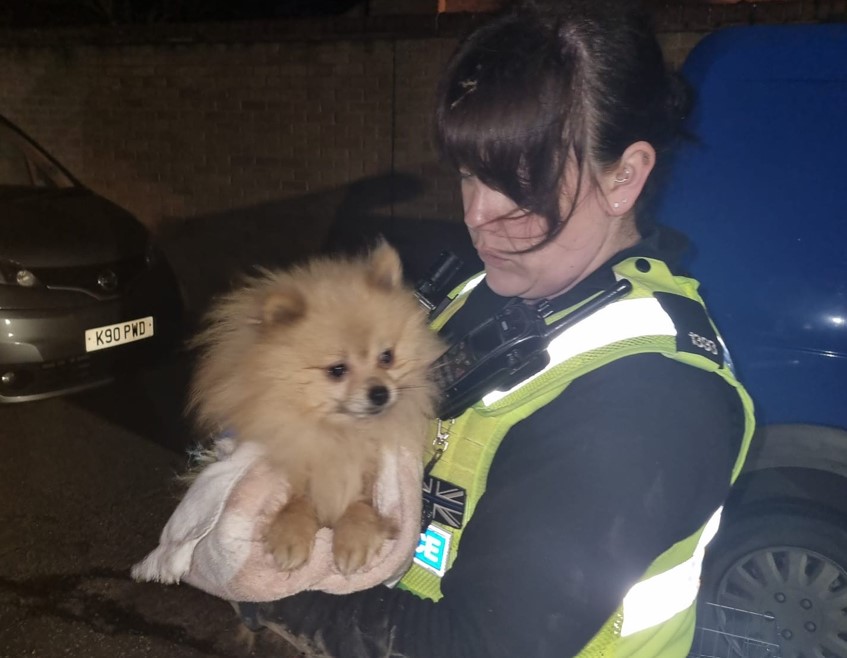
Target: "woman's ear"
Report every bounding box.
[602,141,657,216]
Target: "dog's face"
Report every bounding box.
[226,242,444,430]
[283,322,411,420]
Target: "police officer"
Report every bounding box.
[239,1,754,655]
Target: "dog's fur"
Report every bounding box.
[187,242,444,574]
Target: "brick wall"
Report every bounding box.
[0,27,686,241]
[0,4,840,296]
[0,33,464,234]
[1,39,398,224]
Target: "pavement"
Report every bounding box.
[0,356,300,658]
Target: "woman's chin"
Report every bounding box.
[484,268,527,298]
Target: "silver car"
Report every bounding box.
[0,114,184,402]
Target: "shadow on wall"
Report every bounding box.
[157,171,480,326]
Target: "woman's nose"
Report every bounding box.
[463,181,503,229]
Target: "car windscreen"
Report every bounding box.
[0,121,75,189]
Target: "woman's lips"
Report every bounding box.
[477,248,510,265]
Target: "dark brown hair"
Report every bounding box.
[435,0,690,244]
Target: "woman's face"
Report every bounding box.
[461,171,634,301]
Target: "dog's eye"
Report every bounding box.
[378,349,394,367]
[327,363,348,379]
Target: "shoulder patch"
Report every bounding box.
[654,292,724,367]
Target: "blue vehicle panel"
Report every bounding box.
[654,24,847,428]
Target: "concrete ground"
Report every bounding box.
[0,357,300,658]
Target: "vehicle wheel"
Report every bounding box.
[699,505,847,658]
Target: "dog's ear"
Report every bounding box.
[261,285,306,325]
[367,240,403,291]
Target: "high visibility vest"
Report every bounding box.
[397,256,756,658]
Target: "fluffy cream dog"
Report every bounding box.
[188,242,444,575]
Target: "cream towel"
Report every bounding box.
[132,437,423,602]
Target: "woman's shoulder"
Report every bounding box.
[562,351,740,431]
[504,351,744,467]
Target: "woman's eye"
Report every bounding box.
[378,349,394,367]
[327,363,348,379]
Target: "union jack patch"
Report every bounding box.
[421,475,466,531]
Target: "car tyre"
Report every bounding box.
[699,504,847,658]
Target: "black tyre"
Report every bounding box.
[699,505,847,658]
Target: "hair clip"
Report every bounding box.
[450,78,479,110]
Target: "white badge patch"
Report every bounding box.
[413,524,452,577]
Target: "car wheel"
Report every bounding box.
[699,505,847,658]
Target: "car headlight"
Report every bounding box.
[0,260,42,287]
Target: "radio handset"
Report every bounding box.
[431,278,633,420]
[414,251,464,314]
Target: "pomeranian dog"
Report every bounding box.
[187,241,444,575]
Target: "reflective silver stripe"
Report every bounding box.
[482,297,677,406]
[458,273,486,296]
[620,507,724,637]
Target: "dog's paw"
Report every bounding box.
[266,526,313,571]
[266,497,319,571]
[332,501,396,575]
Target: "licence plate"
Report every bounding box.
[85,316,155,353]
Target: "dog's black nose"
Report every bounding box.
[368,385,390,407]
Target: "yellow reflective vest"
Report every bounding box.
[398,256,756,658]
